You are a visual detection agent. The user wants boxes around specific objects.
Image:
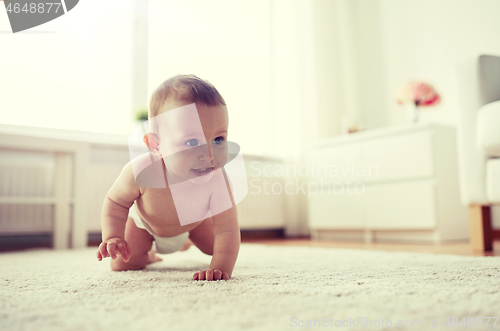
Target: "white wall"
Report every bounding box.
[347,0,500,129]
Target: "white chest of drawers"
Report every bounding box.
[307,123,468,244]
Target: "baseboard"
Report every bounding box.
[240,228,285,240]
[0,229,287,251]
[0,233,103,251]
[0,234,53,252]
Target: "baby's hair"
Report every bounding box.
[148,74,226,135]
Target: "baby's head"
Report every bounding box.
[143,74,228,184]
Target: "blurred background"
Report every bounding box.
[1,0,500,251]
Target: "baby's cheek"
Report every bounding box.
[173,155,195,173]
[217,154,228,167]
[211,146,226,160]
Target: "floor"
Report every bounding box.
[241,237,500,257]
[2,233,499,257]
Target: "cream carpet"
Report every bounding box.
[1,244,499,331]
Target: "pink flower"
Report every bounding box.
[396,81,441,107]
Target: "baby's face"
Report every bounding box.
[156,100,229,184]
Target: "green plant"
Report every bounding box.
[134,108,149,121]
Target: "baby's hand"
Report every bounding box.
[193,269,229,281]
[96,237,131,263]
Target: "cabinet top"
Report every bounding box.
[0,123,128,147]
[310,122,455,149]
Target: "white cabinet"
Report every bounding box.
[307,123,468,244]
[308,185,366,229]
[363,131,434,181]
[365,180,436,229]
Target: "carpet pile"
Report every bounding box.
[1,244,499,330]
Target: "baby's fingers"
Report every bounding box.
[194,270,206,281]
[96,250,102,261]
[107,242,117,259]
[125,241,132,260]
[192,270,226,281]
[114,242,129,262]
[98,242,109,259]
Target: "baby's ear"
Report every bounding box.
[143,133,161,156]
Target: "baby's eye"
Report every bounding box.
[212,136,225,145]
[185,139,199,147]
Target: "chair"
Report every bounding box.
[455,54,500,251]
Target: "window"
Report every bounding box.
[0,0,134,135]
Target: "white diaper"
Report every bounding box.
[128,205,189,254]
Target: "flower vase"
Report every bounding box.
[406,103,419,124]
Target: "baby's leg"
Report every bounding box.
[179,238,193,251]
[110,217,154,271]
[147,248,163,263]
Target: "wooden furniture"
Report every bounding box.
[455,55,500,251]
[468,205,493,251]
[307,123,468,244]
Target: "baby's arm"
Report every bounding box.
[209,204,240,277]
[193,174,240,281]
[96,162,141,262]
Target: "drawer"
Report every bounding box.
[365,180,436,229]
[308,185,366,229]
[363,131,434,182]
[308,143,362,184]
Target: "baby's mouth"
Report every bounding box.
[192,167,213,176]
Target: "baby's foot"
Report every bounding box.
[147,249,163,264]
[179,238,193,252]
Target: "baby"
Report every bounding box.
[96,74,240,281]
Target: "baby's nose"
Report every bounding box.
[199,144,215,166]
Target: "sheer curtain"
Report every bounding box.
[147,0,274,157]
[147,0,319,161]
